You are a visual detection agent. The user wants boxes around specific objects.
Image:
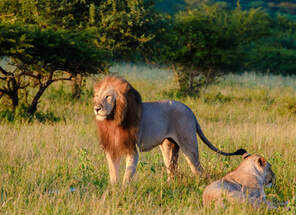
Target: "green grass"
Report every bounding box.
[0,64,296,214]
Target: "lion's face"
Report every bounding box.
[93,88,117,121]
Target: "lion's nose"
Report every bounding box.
[95,106,102,113]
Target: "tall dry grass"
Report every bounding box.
[0,64,295,214]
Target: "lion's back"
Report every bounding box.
[138,100,196,151]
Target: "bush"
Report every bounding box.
[203,92,232,104]
[0,104,60,123]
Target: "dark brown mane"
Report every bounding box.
[94,76,142,159]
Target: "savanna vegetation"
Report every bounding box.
[0,65,296,214]
[0,0,296,214]
[1,0,296,116]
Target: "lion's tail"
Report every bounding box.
[195,120,246,156]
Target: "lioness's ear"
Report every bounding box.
[242,152,251,159]
[258,157,267,167]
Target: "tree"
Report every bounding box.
[0,0,105,28]
[0,0,158,59]
[0,0,159,98]
[159,3,270,93]
[0,23,110,115]
[96,0,158,61]
[246,15,296,75]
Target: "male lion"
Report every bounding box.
[93,76,246,184]
[202,153,276,209]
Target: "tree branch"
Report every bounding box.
[0,88,9,95]
[0,66,12,76]
[19,83,30,89]
[20,71,40,79]
[52,76,73,82]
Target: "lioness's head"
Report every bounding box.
[242,154,275,187]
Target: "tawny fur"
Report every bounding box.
[202,154,276,208]
[94,76,142,160]
[93,75,246,185]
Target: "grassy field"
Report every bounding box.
[0,64,296,214]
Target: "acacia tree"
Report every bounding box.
[160,4,271,93]
[0,0,158,97]
[0,24,109,115]
[0,0,106,99]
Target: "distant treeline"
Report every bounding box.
[0,0,295,115]
[157,0,296,19]
[218,0,296,19]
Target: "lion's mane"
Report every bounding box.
[94,76,142,160]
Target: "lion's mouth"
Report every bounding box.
[95,114,107,120]
[94,107,108,120]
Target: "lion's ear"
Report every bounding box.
[127,88,142,105]
[126,88,142,119]
[258,157,267,167]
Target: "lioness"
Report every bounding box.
[202,153,276,208]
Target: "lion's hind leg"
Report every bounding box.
[177,133,204,176]
[159,138,180,180]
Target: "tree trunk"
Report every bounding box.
[71,74,83,99]
[188,70,193,92]
[28,82,52,115]
[7,78,19,112]
[11,93,19,112]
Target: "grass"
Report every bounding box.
[0,64,296,214]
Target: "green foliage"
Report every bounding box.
[0,108,14,122]
[160,3,270,93]
[0,0,159,61]
[203,92,232,104]
[158,0,296,20]
[74,147,107,190]
[96,0,159,61]
[0,104,60,123]
[1,0,296,96]
[155,1,296,81]
[0,23,110,115]
[0,0,105,28]
[216,0,296,20]
[246,15,296,75]
[46,85,74,102]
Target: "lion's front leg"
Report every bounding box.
[105,153,121,184]
[123,151,139,185]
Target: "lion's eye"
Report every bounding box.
[106,95,112,103]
